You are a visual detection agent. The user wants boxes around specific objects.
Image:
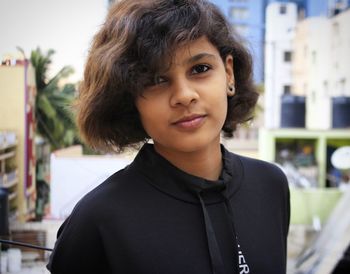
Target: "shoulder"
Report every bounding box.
[227,151,289,194]
[70,164,144,219]
[50,165,143,251]
[48,152,153,273]
[230,153,290,212]
[239,154,287,182]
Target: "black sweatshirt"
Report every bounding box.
[47,144,290,274]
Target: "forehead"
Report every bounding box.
[168,36,221,66]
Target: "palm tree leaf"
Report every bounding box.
[30,47,79,149]
[37,94,56,118]
[46,66,74,91]
[31,48,56,89]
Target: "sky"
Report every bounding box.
[0,0,108,83]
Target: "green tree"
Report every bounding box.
[30,47,78,150]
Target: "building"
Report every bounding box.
[263,0,350,129]
[209,0,349,84]
[267,0,327,17]
[292,8,350,129]
[0,62,37,221]
[264,2,298,129]
[260,3,350,235]
[209,0,267,84]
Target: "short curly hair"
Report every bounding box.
[77,0,258,152]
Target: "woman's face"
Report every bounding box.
[136,36,234,155]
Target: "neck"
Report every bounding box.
[153,142,222,181]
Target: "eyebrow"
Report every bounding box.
[185,53,216,65]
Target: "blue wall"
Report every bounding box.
[209,0,266,83]
[306,0,328,16]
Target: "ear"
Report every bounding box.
[224,55,234,86]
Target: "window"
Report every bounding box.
[284,51,292,62]
[234,24,249,36]
[340,78,346,95]
[332,22,340,34]
[334,61,339,70]
[311,91,316,103]
[312,51,317,64]
[298,8,306,20]
[230,7,249,20]
[279,5,287,14]
[323,81,328,97]
[303,83,308,95]
[332,22,341,47]
[283,85,291,95]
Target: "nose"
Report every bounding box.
[169,78,199,107]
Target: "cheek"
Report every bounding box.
[214,88,229,114]
[220,99,229,122]
[215,94,229,126]
[136,100,163,134]
[135,100,148,127]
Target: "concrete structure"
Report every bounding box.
[292,17,331,129]
[0,64,37,221]
[208,0,349,84]
[292,9,350,129]
[264,1,350,129]
[291,189,350,274]
[50,146,133,219]
[268,0,350,17]
[264,2,298,129]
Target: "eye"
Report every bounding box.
[191,64,211,74]
[154,75,167,85]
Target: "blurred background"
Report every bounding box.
[0,0,349,273]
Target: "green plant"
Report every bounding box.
[29,47,79,150]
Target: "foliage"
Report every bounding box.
[29,47,79,150]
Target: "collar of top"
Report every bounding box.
[130,143,243,204]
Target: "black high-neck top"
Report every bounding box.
[48,144,290,274]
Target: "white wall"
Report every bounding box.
[50,148,133,219]
[292,18,331,129]
[292,9,350,129]
[264,2,297,129]
[330,9,350,98]
[0,0,108,83]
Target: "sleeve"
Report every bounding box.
[46,200,109,274]
[278,166,291,272]
[270,162,291,239]
[271,162,291,262]
[284,177,291,237]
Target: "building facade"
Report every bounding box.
[210,0,349,84]
[264,2,298,129]
[263,0,350,128]
[292,8,350,129]
[209,0,267,84]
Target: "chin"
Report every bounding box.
[169,137,220,153]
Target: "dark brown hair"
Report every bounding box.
[77,0,258,152]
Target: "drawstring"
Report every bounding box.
[222,195,240,274]
[197,192,226,274]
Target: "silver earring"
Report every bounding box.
[227,84,235,97]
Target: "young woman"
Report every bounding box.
[48,0,290,273]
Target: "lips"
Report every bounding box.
[172,114,207,130]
